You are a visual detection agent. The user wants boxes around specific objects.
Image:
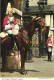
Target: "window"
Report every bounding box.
[40,0,47,5]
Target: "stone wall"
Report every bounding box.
[29,0,39,6]
[29,0,54,6]
[48,0,54,5]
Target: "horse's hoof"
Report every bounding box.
[21,71,27,75]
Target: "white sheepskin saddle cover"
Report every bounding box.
[0,32,8,38]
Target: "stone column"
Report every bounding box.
[45,15,51,36]
[50,15,53,28]
[50,15,53,43]
[45,15,50,26]
[17,0,21,10]
[50,15,54,55]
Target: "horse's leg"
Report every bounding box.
[20,48,27,75]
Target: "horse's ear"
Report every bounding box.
[35,17,38,20]
[31,17,35,21]
[35,17,41,21]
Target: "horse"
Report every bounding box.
[1,17,47,75]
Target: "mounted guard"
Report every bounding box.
[1,7,47,74]
[0,2,22,51]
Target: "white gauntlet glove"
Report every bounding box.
[5,24,11,30]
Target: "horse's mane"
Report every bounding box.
[23,19,36,39]
[24,19,35,31]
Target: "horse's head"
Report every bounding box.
[23,17,47,39]
[35,17,46,33]
[36,17,44,26]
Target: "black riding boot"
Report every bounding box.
[9,34,16,51]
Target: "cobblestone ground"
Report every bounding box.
[0,55,54,78]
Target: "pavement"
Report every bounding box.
[0,55,54,78]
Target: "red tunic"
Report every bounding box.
[3,17,17,30]
[46,38,53,48]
